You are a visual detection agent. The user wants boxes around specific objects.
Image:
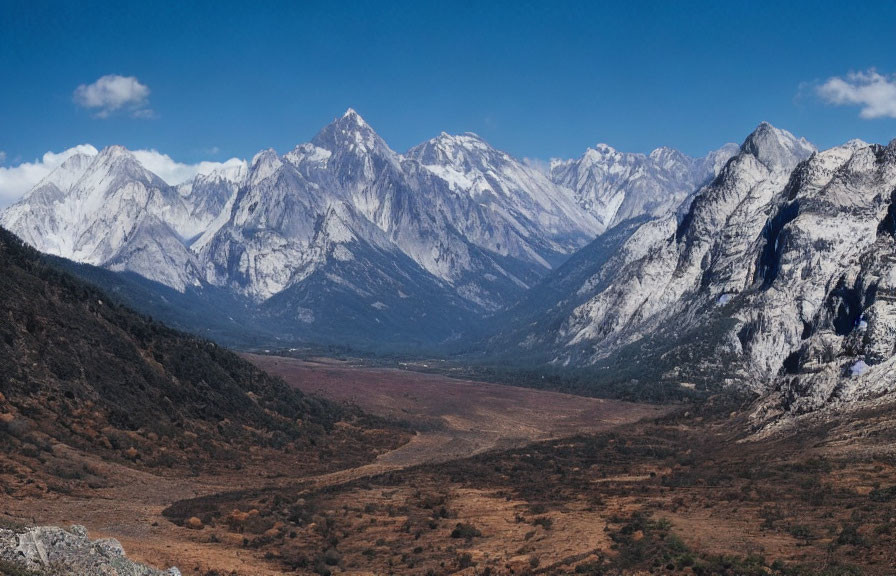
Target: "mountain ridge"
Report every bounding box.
[1,110,735,348]
[489,123,896,416]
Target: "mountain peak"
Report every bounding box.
[407,131,496,167]
[90,145,168,187]
[97,144,134,160]
[581,143,627,165]
[433,131,489,148]
[249,148,283,184]
[648,146,691,167]
[251,148,279,166]
[312,108,389,156]
[341,107,368,125]
[197,158,249,184]
[741,122,815,171]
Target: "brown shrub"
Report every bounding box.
[186,516,204,530]
[243,509,273,534]
[226,509,249,533]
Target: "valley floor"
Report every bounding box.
[0,358,665,575]
[243,354,670,470]
[3,359,896,575]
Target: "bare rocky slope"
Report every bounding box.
[490,123,896,415]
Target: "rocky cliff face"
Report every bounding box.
[497,123,896,412]
[754,139,896,413]
[501,124,814,367]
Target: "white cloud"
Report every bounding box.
[0,151,6,164]
[0,144,245,209]
[817,69,896,119]
[131,149,247,186]
[0,144,99,208]
[73,74,152,118]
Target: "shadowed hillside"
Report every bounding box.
[0,226,402,478]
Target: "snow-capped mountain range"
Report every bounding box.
[0,109,735,334]
[3,110,895,414]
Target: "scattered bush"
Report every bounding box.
[450,523,482,539]
[322,548,341,566]
[869,485,896,502]
[835,524,867,547]
[186,516,204,530]
[787,524,814,542]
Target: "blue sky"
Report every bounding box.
[1,0,895,171]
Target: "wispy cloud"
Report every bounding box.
[0,144,99,208]
[73,74,153,118]
[817,69,896,119]
[0,151,6,164]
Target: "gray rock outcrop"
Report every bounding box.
[0,525,180,576]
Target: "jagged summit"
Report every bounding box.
[197,159,249,184]
[92,144,147,172]
[648,146,690,167]
[581,143,621,160]
[741,121,816,171]
[342,107,366,122]
[843,138,870,149]
[312,108,385,154]
[82,144,174,194]
[251,147,279,165]
[250,148,281,170]
[98,144,132,157]
[25,150,97,198]
[247,148,283,186]
[336,108,376,135]
[432,131,489,145]
[407,131,499,166]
